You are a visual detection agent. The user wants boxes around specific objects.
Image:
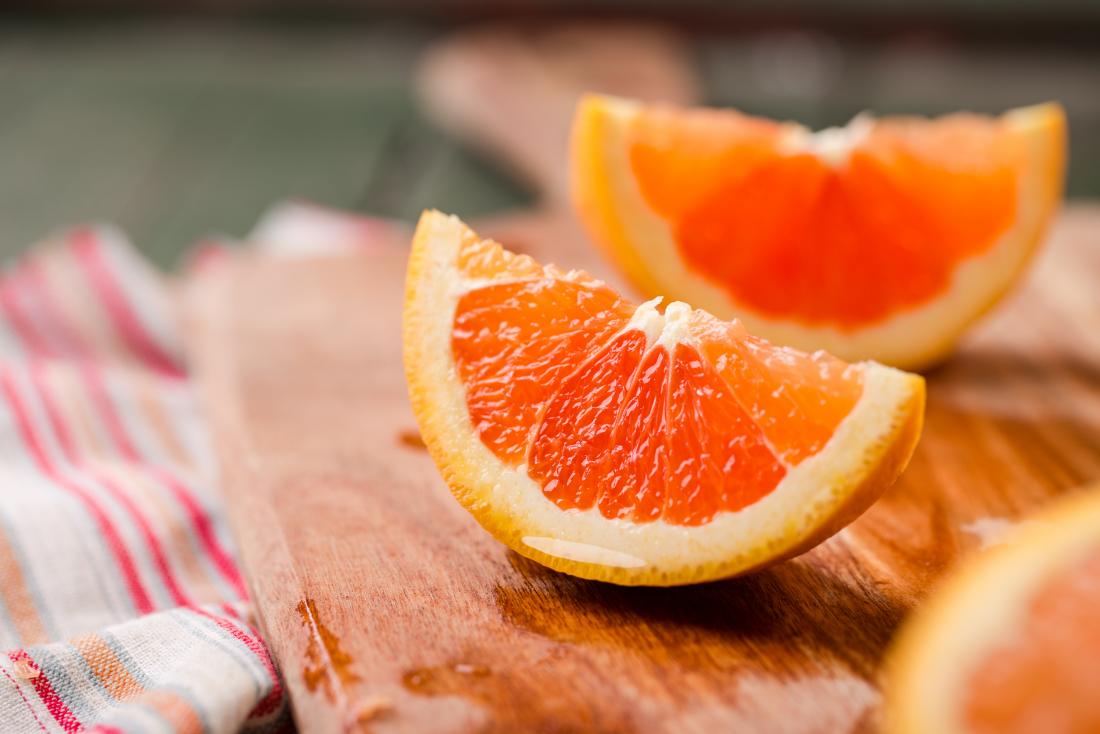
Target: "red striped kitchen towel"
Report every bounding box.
[0,203,402,733]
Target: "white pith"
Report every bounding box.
[624,296,665,345]
[406,212,922,581]
[888,490,1100,734]
[779,113,874,167]
[598,297,705,352]
[584,97,1062,368]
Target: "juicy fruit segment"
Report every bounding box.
[573,95,1065,369]
[963,545,1100,734]
[692,312,863,464]
[449,228,866,527]
[664,342,786,522]
[628,108,1022,328]
[453,279,632,463]
[529,330,654,517]
[406,210,925,584]
[885,488,1100,734]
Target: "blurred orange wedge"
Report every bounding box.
[403,211,924,585]
[571,95,1066,369]
[886,487,1100,733]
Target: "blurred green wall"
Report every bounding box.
[0,17,1094,264]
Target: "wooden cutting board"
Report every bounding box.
[187,200,1100,733]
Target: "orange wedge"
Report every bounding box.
[885,487,1100,734]
[403,211,924,585]
[572,95,1065,369]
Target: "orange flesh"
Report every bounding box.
[453,280,632,464]
[963,545,1100,734]
[450,235,864,526]
[628,108,1022,328]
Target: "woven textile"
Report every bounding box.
[0,203,401,733]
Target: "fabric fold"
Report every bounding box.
[0,204,403,733]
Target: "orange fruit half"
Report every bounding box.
[572,95,1066,369]
[885,486,1100,734]
[403,211,924,585]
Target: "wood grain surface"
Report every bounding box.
[185,24,1100,734]
[187,201,1099,733]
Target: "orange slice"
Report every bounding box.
[885,487,1100,734]
[572,95,1065,369]
[403,211,924,585]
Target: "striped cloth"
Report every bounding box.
[0,203,402,734]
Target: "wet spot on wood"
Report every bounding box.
[403,661,491,696]
[353,694,393,724]
[297,597,359,700]
[961,516,1016,548]
[398,429,427,451]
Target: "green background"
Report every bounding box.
[0,17,1095,265]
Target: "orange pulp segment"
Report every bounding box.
[885,487,1100,733]
[450,225,864,526]
[628,107,1022,328]
[405,210,924,584]
[963,545,1100,734]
